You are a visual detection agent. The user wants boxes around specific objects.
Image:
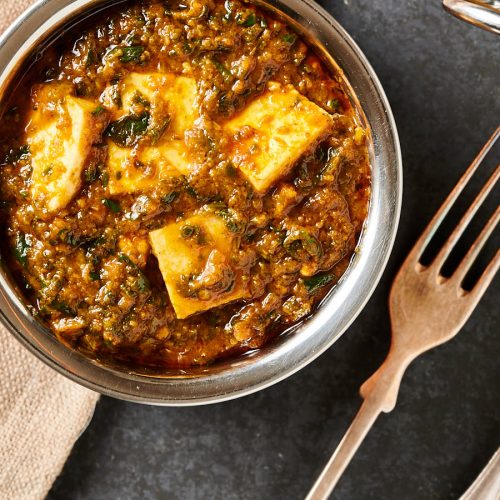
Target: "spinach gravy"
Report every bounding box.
[0,0,370,369]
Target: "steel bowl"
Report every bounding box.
[0,0,402,405]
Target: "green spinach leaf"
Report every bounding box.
[120,45,145,63]
[50,300,76,316]
[102,198,121,213]
[282,33,297,44]
[161,191,180,205]
[14,233,30,267]
[303,273,335,294]
[106,112,150,147]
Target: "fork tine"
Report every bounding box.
[465,250,500,305]
[408,126,500,268]
[431,164,500,274]
[452,206,500,285]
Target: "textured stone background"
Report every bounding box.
[48,1,499,499]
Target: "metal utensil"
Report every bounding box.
[443,0,500,34]
[0,0,401,405]
[460,447,500,500]
[306,126,500,499]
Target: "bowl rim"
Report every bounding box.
[0,0,402,405]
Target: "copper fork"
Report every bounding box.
[306,126,500,500]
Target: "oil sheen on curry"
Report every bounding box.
[0,0,370,369]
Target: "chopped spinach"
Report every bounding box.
[132,92,151,107]
[185,184,199,199]
[328,98,341,112]
[105,112,150,147]
[100,170,110,188]
[102,198,121,213]
[216,209,243,234]
[84,234,107,251]
[118,253,135,267]
[180,224,199,239]
[84,163,100,183]
[85,49,96,68]
[213,60,232,79]
[320,149,341,176]
[225,219,241,233]
[14,233,30,267]
[161,191,179,205]
[118,253,150,292]
[183,41,195,55]
[136,274,149,292]
[282,33,297,44]
[303,273,335,294]
[50,300,75,316]
[119,45,145,63]
[92,105,106,116]
[149,116,171,145]
[58,229,100,248]
[89,271,100,281]
[236,12,257,27]
[62,230,80,247]
[284,230,322,258]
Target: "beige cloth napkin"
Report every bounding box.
[0,2,100,499]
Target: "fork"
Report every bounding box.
[306,126,500,500]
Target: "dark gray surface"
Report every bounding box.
[48,1,499,499]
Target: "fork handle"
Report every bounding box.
[360,346,416,412]
[305,349,415,500]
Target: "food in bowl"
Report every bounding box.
[0,0,370,369]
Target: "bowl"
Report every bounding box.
[0,0,402,405]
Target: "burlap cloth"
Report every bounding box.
[0,2,100,499]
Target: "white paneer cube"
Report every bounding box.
[28,85,104,212]
[149,214,249,319]
[120,72,198,136]
[105,72,199,195]
[224,83,334,193]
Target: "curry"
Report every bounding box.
[0,0,370,369]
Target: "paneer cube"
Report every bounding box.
[28,85,105,212]
[224,83,334,193]
[120,72,198,136]
[105,72,198,195]
[149,214,249,319]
